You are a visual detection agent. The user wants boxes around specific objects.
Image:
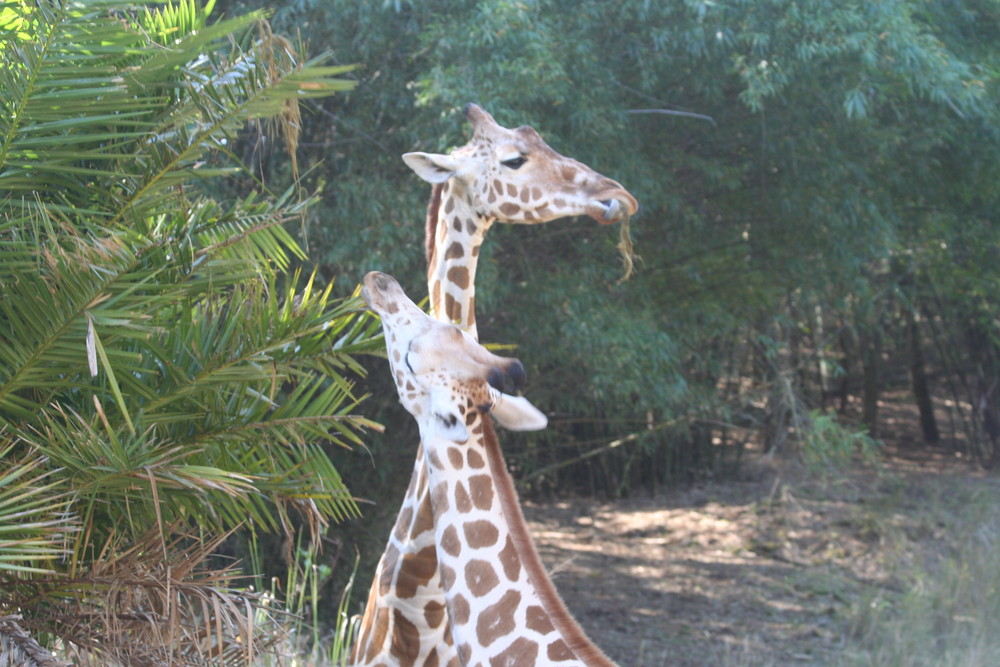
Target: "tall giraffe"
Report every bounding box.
[361,271,618,666]
[350,105,637,666]
[405,103,638,339]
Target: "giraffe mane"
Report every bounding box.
[424,182,444,265]
[480,415,618,667]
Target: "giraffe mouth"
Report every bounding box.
[359,286,371,308]
[594,199,627,224]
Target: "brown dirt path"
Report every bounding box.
[523,447,995,666]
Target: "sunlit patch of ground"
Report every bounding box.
[524,447,1000,666]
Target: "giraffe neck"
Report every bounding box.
[420,413,618,666]
[425,180,494,339]
[349,444,459,666]
[352,185,491,666]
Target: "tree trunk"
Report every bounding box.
[862,333,881,438]
[908,309,939,443]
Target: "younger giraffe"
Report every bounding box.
[351,105,637,666]
[361,271,618,666]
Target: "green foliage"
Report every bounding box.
[0,0,383,657]
[801,410,882,475]
[212,0,999,483]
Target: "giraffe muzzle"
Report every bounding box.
[600,199,623,222]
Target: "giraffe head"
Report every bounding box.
[403,103,638,227]
[361,271,547,439]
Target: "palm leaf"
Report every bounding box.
[0,439,76,575]
[0,0,375,658]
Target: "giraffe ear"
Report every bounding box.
[488,391,548,432]
[402,152,462,184]
[428,385,470,443]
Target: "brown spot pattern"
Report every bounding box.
[393,505,413,541]
[451,593,470,625]
[430,481,450,513]
[467,449,485,468]
[447,265,470,290]
[498,535,521,581]
[525,605,554,635]
[491,637,539,667]
[444,293,462,323]
[390,608,420,667]
[427,449,445,471]
[396,545,438,599]
[424,600,446,629]
[547,639,576,662]
[476,589,520,646]
[439,563,456,590]
[465,559,500,597]
[444,242,463,259]
[379,545,399,595]
[441,524,461,557]
[364,606,389,663]
[468,473,494,510]
[463,519,500,549]
[410,494,434,540]
[447,446,464,469]
[454,481,472,513]
[499,202,521,217]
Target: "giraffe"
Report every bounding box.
[361,271,618,666]
[404,103,638,339]
[350,104,638,666]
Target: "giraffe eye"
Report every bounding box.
[501,156,527,169]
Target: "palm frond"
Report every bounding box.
[0,0,373,658]
[0,439,76,574]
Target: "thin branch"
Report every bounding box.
[626,108,717,126]
[520,417,688,484]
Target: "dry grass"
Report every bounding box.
[845,480,1000,666]
[8,526,285,666]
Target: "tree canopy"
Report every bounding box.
[218,0,999,486]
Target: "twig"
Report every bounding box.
[626,108,717,126]
[522,418,686,483]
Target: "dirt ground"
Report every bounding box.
[522,401,999,666]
